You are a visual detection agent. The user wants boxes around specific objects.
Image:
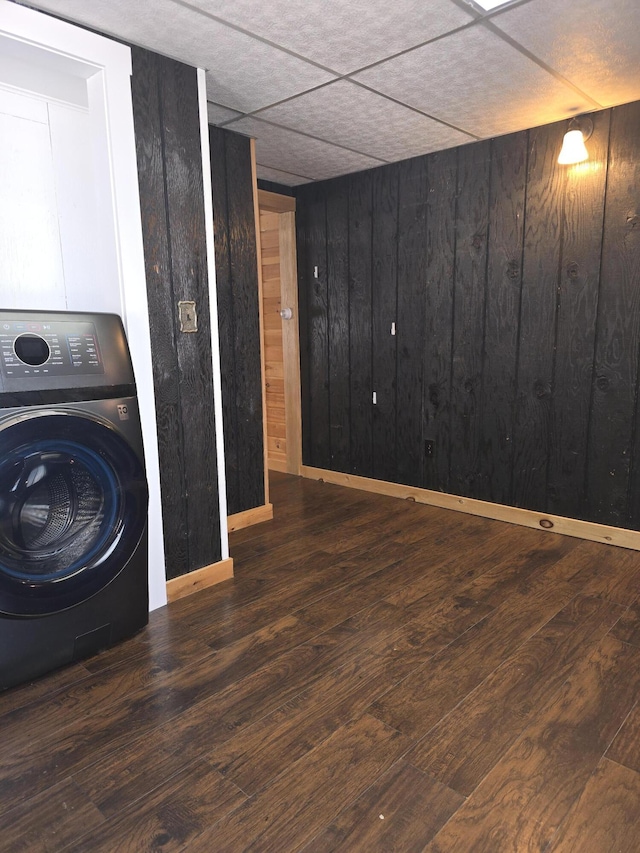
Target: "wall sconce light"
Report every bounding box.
[558,116,594,165]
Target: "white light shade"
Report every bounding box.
[558,129,589,164]
[473,0,512,9]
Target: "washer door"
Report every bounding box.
[0,411,148,616]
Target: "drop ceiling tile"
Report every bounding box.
[25,0,336,112]
[207,102,242,125]
[257,80,474,161]
[225,117,383,181]
[492,0,640,107]
[353,25,594,138]
[191,0,475,74]
[256,165,309,187]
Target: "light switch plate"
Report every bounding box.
[178,301,197,333]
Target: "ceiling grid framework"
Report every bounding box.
[15,0,640,185]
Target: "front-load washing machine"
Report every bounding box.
[0,309,149,690]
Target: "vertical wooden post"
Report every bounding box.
[250,139,270,507]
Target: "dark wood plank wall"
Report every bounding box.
[449,141,490,498]
[257,179,296,197]
[511,121,565,512]
[590,104,640,527]
[371,165,399,483]
[423,148,457,493]
[349,172,374,477]
[306,185,331,470]
[131,47,221,578]
[478,132,527,505]
[327,180,351,472]
[209,127,265,516]
[395,158,427,488]
[296,101,640,530]
[549,114,609,518]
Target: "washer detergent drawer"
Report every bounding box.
[0,410,148,616]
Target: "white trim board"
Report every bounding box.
[197,66,230,562]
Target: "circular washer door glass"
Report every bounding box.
[0,411,148,615]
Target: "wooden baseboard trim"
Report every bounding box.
[267,460,288,474]
[300,465,640,551]
[166,557,234,603]
[228,503,274,533]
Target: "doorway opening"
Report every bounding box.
[258,189,302,479]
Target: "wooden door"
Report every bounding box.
[258,190,301,475]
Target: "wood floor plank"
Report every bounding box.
[2,617,395,815]
[570,546,640,604]
[139,573,288,640]
[0,777,105,852]
[300,760,463,853]
[546,758,640,852]
[233,530,349,574]
[181,551,354,639]
[0,615,333,814]
[382,529,576,618]
[368,595,496,681]
[406,594,623,795]
[0,679,193,817]
[99,623,403,809]
[611,597,640,647]
[461,536,579,606]
[209,595,493,796]
[72,759,245,853]
[605,701,640,774]
[208,650,395,795]
[185,535,430,648]
[293,552,459,633]
[0,608,320,762]
[73,737,212,820]
[369,571,579,738]
[0,662,92,720]
[0,634,216,755]
[425,635,640,853]
[388,504,503,546]
[187,715,412,853]
[70,617,326,816]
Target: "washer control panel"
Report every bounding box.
[0,319,104,378]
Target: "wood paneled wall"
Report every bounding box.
[209,127,265,516]
[130,47,221,578]
[296,101,640,530]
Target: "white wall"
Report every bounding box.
[0,86,113,312]
[0,89,67,307]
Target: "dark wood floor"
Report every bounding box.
[2,472,640,851]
